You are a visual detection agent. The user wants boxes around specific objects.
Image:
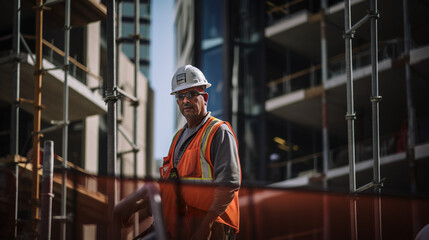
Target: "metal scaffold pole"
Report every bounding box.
[61,0,71,239]
[370,0,381,192]
[106,0,118,183]
[11,0,21,237]
[344,0,357,239]
[32,0,44,237]
[344,0,383,238]
[40,141,54,240]
[320,1,330,239]
[11,0,21,160]
[106,0,118,239]
[116,0,122,179]
[133,0,141,236]
[133,0,140,182]
[344,0,356,195]
[321,0,329,183]
[369,0,383,239]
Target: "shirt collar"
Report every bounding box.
[183,112,212,131]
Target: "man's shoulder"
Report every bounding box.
[212,121,234,136]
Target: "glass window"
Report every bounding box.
[122,43,134,58]
[140,65,149,78]
[140,44,150,59]
[122,22,134,37]
[201,45,223,118]
[123,2,150,18]
[200,0,224,118]
[140,24,150,39]
[140,3,150,18]
[201,0,223,50]
[122,2,134,17]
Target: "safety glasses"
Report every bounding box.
[175,90,205,100]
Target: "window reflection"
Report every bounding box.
[202,46,223,118]
[200,0,224,118]
[201,0,223,51]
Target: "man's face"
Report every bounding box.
[176,87,208,122]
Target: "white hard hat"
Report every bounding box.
[170,65,211,95]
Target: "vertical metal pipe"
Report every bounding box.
[345,0,356,194]
[349,197,358,240]
[320,1,329,186]
[41,141,54,240]
[370,1,382,240]
[116,0,122,96]
[320,2,330,239]
[322,93,329,174]
[286,49,291,179]
[116,0,122,181]
[32,0,44,236]
[370,0,381,192]
[403,0,418,236]
[106,1,118,239]
[344,0,357,239]
[286,123,292,179]
[12,0,21,157]
[106,0,117,178]
[133,0,140,237]
[12,0,21,237]
[373,196,382,240]
[61,0,71,239]
[133,0,140,180]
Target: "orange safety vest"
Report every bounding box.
[159,116,241,238]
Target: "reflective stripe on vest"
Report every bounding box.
[180,117,222,182]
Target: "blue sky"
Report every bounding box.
[149,0,175,161]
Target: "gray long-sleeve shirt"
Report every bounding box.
[172,113,241,215]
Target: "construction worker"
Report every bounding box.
[160,65,241,239]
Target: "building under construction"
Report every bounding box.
[173,0,429,239]
[174,0,429,191]
[0,0,154,238]
[1,0,429,239]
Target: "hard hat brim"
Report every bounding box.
[170,82,211,95]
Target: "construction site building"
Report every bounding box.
[0,0,154,238]
[174,0,429,193]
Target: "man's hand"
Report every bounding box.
[191,211,218,240]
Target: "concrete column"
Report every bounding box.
[84,21,101,176]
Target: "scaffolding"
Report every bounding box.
[344,0,383,239]
[11,0,21,238]
[115,0,143,236]
[8,0,146,238]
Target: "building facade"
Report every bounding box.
[174,0,429,194]
[0,0,154,238]
[119,0,151,78]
